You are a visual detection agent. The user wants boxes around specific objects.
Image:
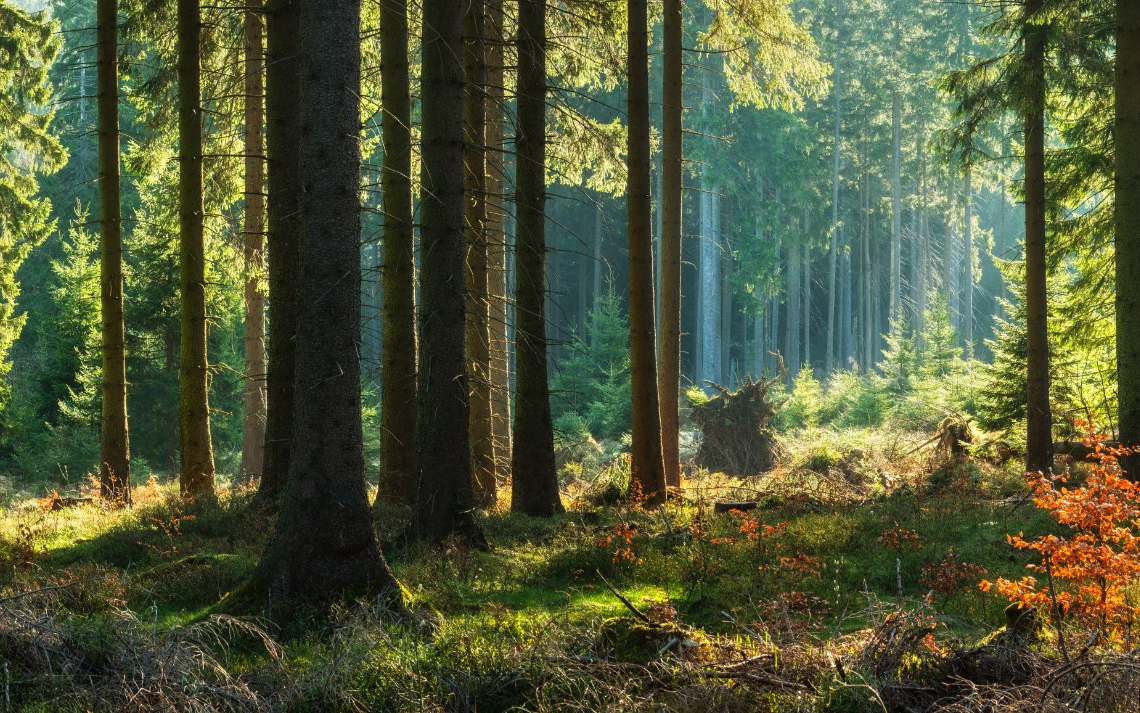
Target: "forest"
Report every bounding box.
[0,0,1137,709]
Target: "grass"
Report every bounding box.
[0,426,1079,711]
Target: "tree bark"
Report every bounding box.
[826,0,843,374]
[1024,0,1052,473]
[785,240,800,374]
[378,0,417,505]
[963,166,974,356]
[413,0,485,543]
[247,0,402,609]
[240,1,267,485]
[1117,0,1140,477]
[627,0,666,503]
[260,0,300,503]
[889,89,901,331]
[98,0,130,505]
[465,0,497,507]
[657,0,682,490]
[511,0,563,517]
[177,0,215,499]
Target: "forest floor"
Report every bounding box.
[0,426,1133,711]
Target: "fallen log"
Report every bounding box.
[713,501,758,514]
[1052,441,1120,462]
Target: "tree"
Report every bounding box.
[1023,0,1051,474]
[1117,0,1140,477]
[177,0,216,498]
[412,0,485,543]
[511,0,563,517]
[626,0,666,503]
[378,0,416,504]
[259,0,300,502]
[97,0,130,504]
[245,0,402,610]
[657,0,682,490]
[240,0,267,484]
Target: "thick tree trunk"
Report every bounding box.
[97,0,130,505]
[177,0,215,499]
[1024,0,1052,473]
[511,0,563,516]
[414,0,485,542]
[486,0,511,480]
[240,2,267,485]
[1117,0,1140,477]
[627,0,666,503]
[657,0,682,490]
[248,0,401,609]
[378,0,417,505]
[260,0,300,503]
[464,0,497,506]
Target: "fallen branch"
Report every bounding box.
[596,571,653,625]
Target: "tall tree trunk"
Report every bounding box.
[627,0,666,503]
[963,166,974,356]
[1118,0,1140,476]
[260,0,300,502]
[414,0,485,542]
[889,89,901,331]
[511,0,563,516]
[485,0,511,481]
[840,233,851,365]
[378,0,417,505]
[945,172,959,332]
[657,0,682,490]
[97,0,130,505]
[1024,0,1052,473]
[240,2,267,485]
[465,0,496,506]
[246,0,402,609]
[826,0,843,373]
[915,130,927,345]
[785,241,800,374]
[177,0,215,498]
[802,237,811,371]
[862,172,872,370]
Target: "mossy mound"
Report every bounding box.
[594,616,709,664]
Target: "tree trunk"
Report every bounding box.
[177,0,215,499]
[97,0,130,505]
[240,1,267,485]
[826,0,843,374]
[657,0,682,490]
[802,237,811,371]
[378,0,417,505]
[963,166,974,356]
[699,186,721,385]
[1117,0,1140,477]
[464,0,496,506]
[260,0,300,503]
[247,0,402,609]
[889,88,901,331]
[627,0,666,503]
[916,130,927,345]
[511,0,563,516]
[413,0,485,542]
[1024,0,1052,473]
[785,240,800,374]
[485,0,511,481]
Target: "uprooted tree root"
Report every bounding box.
[690,368,787,477]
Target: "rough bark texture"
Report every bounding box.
[464,0,497,507]
[485,0,511,481]
[413,0,485,543]
[177,0,216,499]
[98,0,130,505]
[657,0,682,491]
[511,0,563,517]
[1023,0,1052,474]
[259,0,300,503]
[1117,0,1140,478]
[626,0,667,504]
[378,0,417,505]
[240,2,267,484]
[247,0,401,609]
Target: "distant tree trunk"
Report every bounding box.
[377,0,417,505]
[840,233,852,365]
[915,130,928,344]
[247,0,402,609]
[889,89,901,331]
[260,0,300,503]
[511,0,563,516]
[657,0,682,490]
[802,237,811,371]
[963,166,974,356]
[785,241,800,374]
[97,0,130,505]
[413,0,484,543]
[485,0,511,481]
[1117,0,1140,477]
[826,0,843,373]
[627,0,666,503]
[1024,0,1052,473]
[240,2,267,485]
[464,0,496,507]
[862,172,872,370]
[177,0,215,499]
[945,172,959,332]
